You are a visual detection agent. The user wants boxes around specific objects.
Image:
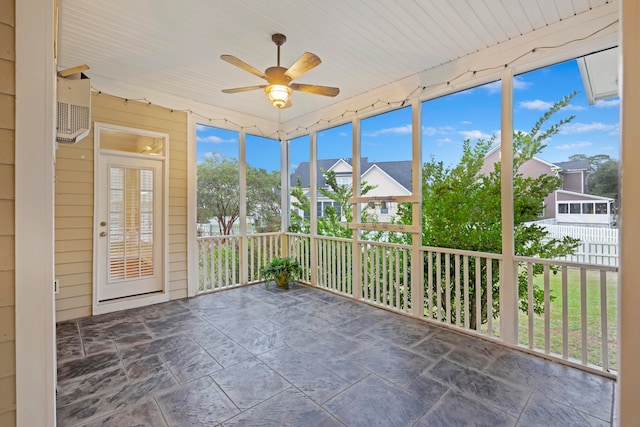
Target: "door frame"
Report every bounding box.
[92,122,170,315]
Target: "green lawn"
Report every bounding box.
[517,268,618,370]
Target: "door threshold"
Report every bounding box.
[93,291,169,315]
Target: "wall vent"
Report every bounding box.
[56,73,91,144]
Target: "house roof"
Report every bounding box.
[553,160,590,171]
[556,189,613,202]
[291,158,412,192]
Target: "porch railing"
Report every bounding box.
[197,231,618,376]
[515,256,617,372]
[197,235,241,292]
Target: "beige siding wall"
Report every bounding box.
[55,93,188,321]
[0,0,15,425]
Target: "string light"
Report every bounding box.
[89,19,617,140]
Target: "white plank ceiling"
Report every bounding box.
[57,0,615,125]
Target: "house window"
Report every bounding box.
[558,203,568,214]
[380,201,389,215]
[582,203,594,214]
[336,175,351,187]
[570,203,581,214]
[595,203,608,214]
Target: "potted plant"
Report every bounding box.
[260,256,302,289]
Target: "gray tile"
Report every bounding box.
[404,372,448,406]
[422,391,516,427]
[259,346,350,403]
[486,348,614,421]
[187,325,228,349]
[316,299,381,325]
[223,388,342,427]
[349,343,433,387]
[136,300,192,320]
[144,312,209,336]
[324,374,431,427]
[57,371,177,427]
[81,399,168,427]
[429,358,530,416]
[410,336,454,360]
[126,355,169,382]
[156,376,240,427]
[83,337,117,355]
[211,358,290,410]
[330,312,388,337]
[365,317,436,348]
[321,358,370,384]
[435,330,504,371]
[114,332,154,348]
[561,367,615,422]
[57,335,84,363]
[80,318,148,340]
[517,393,597,427]
[56,321,79,340]
[57,351,122,383]
[286,329,362,359]
[120,333,195,363]
[225,327,285,356]
[162,342,223,385]
[204,335,255,368]
[56,366,128,408]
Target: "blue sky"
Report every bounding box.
[197,57,619,172]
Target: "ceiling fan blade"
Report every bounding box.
[290,83,340,97]
[220,55,268,80]
[221,85,267,94]
[284,52,321,81]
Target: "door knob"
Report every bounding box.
[99,231,107,237]
[100,221,107,226]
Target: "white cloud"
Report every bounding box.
[197,135,236,144]
[555,141,592,151]
[423,125,455,136]
[483,81,501,94]
[519,100,583,111]
[513,78,531,91]
[460,120,472,125]
[560,122,619,134]
[594,99,620,108]
[459,130,492,140]
[437,138,453,143]
[339,132,349,137]
[519,100,552,110]
[364,124,412,137]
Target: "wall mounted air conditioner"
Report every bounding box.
[56,72,91,144]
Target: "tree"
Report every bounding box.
[568,153,619,201]
[198,156,241,235]
[588,158,619,201]
[197,155,281,235]
[394,93,580,326]
[289,169,375,238]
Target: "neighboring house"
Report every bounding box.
[290,158,412,222]
[479,145,614,226]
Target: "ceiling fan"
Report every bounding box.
[220,33,340,108]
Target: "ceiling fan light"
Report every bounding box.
[265,84,292,108]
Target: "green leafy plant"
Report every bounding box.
[260,256,303,289]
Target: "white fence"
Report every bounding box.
[530,223,619,267]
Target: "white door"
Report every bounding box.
[97,154,164,301]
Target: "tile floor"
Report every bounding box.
[56,283,616,426]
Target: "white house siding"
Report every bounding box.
[55,93,189,321]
